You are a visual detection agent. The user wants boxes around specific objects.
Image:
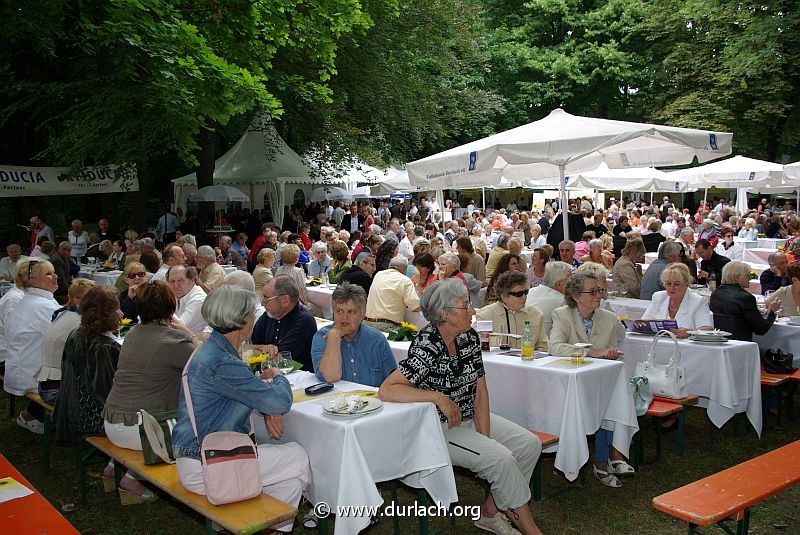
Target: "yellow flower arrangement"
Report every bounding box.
[246,353,268,373]
[388,322,419,341]
[117,318,134,338]
[307,277,324,286]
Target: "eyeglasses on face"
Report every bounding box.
[580,287,607,296]
[126,271,146,279]
[261,293,286,304]
[445,302,474,311]
[507,289,529,298]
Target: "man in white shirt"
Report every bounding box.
[364,256,420,333]
[506,201,517,212]
[151,243,186,282]
[333,202,346,227]
[168,265,208,335]
[0,244,27,281]
[466,200,476,214]
[397,224,416,259]
[526,261,572,335]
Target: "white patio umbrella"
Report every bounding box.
[407,108,732,237]
[309,185,353,203]
[565,162,693,192]
[668,155,785,189]
[785,161,800,180]
[351,185,372,198]
[188,185,249,202]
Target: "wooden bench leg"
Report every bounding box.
[532,459,543,502]
[42,411,52,475]
[317,514,330,535]
[8,393,15,421]
[677,411,686,457]
[77,441,97,506]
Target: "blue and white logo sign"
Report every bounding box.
[390,193,412,200]
[675,182,680,192]
[709,133,718,150]
[469,151,477,171]
[748,172,755,181]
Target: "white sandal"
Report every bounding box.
[608,459,635,477]
[593,464,621,488]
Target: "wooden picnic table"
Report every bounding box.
[0,453,80,534]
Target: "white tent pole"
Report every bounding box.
[797,188,799,213]
[650,191,654,205]
[482,187,486,211]
[560,165,569,239]
[703,187,708,207]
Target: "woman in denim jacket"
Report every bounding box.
[171,286,310,532]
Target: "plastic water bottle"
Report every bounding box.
[521,321,534,361]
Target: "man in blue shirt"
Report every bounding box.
[312,282,396,387]
[252,275,317,371]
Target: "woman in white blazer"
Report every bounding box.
[548,271,632,489]
[641,262,713,337]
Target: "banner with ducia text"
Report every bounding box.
[0,164,138,197]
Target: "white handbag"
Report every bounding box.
[634,330,687,399]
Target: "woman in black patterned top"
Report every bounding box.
[379,279,543,535]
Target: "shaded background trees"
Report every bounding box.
[1,0,799,234]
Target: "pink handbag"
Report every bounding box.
[182,350,262,505]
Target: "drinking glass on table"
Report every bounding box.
[277,351,294,374]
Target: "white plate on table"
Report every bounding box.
[323,397,383,418]
[686,330,731,338]
[689,337,729,344]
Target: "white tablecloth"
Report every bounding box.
[644,252,658,265]
[307,285,428,328]
[255,373,457,535]
[79,269,123,286]
[388,343,638,481]
[519,249,533,264]
[733,238,759,251]
[757,238,787,249]
[754,318,800,367]
[222,265,238,275]
[743,248,775,265]
[606,297,652,320]
[621,334,762,436]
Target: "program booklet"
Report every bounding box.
[623,319,678,335]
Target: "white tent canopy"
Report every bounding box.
[407,108,732,236]
[565,162,693,192]
[173,117,319,227]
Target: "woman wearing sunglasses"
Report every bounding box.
[476,271,547,351]
[549,271,631,488]
[119,261,148,321]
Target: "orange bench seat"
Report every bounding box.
[653,440,800,531]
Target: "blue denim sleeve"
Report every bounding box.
[210,357,293,415]
[310,326,330,383]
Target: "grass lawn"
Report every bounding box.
[1,392,799,534]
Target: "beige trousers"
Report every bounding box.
[444,414,541,511]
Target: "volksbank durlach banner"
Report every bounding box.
[0,164,138,197]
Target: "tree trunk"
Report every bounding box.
[197,127,217,242]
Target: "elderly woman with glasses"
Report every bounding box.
[171,286,310,532]
[380,279,543,535]
[476,271,547,351]
[549,271,632,488]
[641,263,713,338]
[119,261,148,321]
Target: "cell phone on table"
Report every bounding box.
[304,383,334,396]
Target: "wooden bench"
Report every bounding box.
[25,390,54,474]
[81,436,297,535]
[653,440,800,534]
